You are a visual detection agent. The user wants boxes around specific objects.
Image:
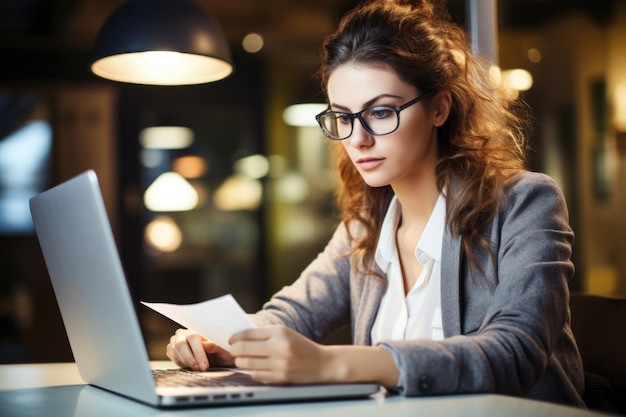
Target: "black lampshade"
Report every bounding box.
[91,0,233,85]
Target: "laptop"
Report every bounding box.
[29,170,380,407]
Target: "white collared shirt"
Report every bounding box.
[371,194,445,344]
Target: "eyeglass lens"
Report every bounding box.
[319,106,400,140]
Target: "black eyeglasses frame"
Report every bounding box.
[314,92,432,141]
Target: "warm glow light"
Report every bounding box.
[502,69,533,92]
[148,50,181,64]
[91,0,232,86]
[283,104,327,127]
[140,126,194,149]
[242,33,264,53]
[145,216,182,252]
[213,175,262,211]
[527,48,542,63]
[488,65,501,85]
[172,155,207,178]
[275,172,309,203]
[234,154,269,179]
[91,51,233,86]
[614,84,626,132]
[144,172,199,211]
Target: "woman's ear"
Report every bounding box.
[433,91,452,127]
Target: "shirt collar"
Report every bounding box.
[374,195,402,271]
[375,193,446,270]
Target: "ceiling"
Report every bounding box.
[0,0,351,58]
[0,0,613,50]
[0,0,614,81]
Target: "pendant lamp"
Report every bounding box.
[91,0,233,86]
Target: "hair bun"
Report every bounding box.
[384,0,449,21]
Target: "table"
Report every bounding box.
[0,362,607,417]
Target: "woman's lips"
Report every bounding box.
[356,157,384,170]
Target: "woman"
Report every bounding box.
[167,0,585,407]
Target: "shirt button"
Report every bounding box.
[417,374,435,394]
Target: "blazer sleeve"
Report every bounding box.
[378,173,580,400]
[250,222,353,343]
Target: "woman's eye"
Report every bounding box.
[337,114,352,124]
[369,107,393,119]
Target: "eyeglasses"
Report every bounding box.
[315,93,430,141]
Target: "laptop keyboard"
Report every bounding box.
[153,368,263,388]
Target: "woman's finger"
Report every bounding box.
[186,333,209,370]
[166,329,208,370]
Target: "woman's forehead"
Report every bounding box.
[326,63,416,107]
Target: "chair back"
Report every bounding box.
[570,293,626,413]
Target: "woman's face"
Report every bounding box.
[326,63,445,190]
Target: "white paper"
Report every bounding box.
[141,294,256,351]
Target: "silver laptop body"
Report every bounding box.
[29,170,379,407]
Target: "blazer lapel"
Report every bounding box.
[441,228,462,336]
[353,265,386,346]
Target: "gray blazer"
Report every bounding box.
[253,171,585,407]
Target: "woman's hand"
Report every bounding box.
[229,325,333,384]
[168,325,400,387]
[229,325,401,387]
[166,328,235,371]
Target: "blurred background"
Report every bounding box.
[1,0,625,363]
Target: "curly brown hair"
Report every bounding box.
[318,0,530,275]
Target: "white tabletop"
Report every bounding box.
[0,361,174,390]
[0,362,606,417]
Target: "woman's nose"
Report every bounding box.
[347,119,374,148]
